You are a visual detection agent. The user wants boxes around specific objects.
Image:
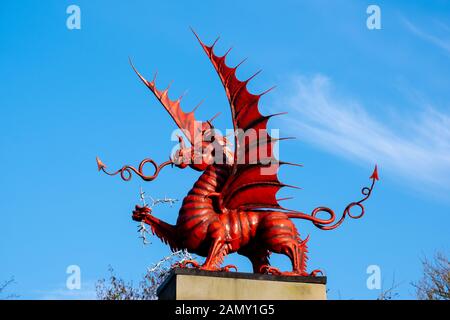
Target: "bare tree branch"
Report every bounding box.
[0,277,19,300]
[377,273,401,300]
[96,250,193,300]
[412,251,450,300]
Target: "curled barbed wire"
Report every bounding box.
[147,250,194,274]
[137,187,179,245]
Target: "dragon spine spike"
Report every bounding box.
[165,80,174,91]
[277,197,294,202]
[300,235,310,246]
[279,161,304,167]
[260,85,277,96]
[211,36,220,49]
[271,136,297,142]
[246,69,263,83]
[281,183,302,190]
[235,58,248,70]
[224,47,233,57]
[208,112,221,123]
[191,99,204,113]
[267,111,289,118]
[190,27,204,48]
[177,92,186,102]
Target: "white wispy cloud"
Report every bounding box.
[403,18,450,55]
[278,74,450,194]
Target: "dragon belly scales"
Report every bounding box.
[97,30,378,276]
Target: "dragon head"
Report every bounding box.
[172,124,233,172]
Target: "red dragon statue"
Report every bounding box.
[97,30,378,276]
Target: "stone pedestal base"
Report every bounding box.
[157,268,327,300]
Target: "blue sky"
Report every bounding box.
[1,0,449,299]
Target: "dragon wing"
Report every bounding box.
[129,58,211,146]
[193,30,298,211]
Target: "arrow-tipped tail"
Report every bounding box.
[96,156,106,171]
[370,164,379,181]
[291,165,379,231]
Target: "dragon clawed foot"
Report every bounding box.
[199,263,238,272]
[259,265,320,277]
[172,260,238,273]
[259,265,282,275]
[132,205,152,222]
[217,264,238,272]
[309,269,323,277]
[173,259,200,269]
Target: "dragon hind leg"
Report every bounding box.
[200,238,237,272]
[263,239,322,276]
[264,239,309,276]
[258,214,321,276]
[239,249,271,273]
[195,222,237,272]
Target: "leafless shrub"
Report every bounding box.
[96,250,193,300]
[412,251,449,300]
[377,274,401,300]
[0,277,18,300]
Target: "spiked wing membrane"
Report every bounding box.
[130,59,209,145]
[193,31,290,211]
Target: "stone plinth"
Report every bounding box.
[157,268,327,300]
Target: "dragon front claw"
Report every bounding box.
[218,264,238,272]
[173,259,200,269]
[259,265,315,277]
[259,265,282,275]
[309,269,323,277]
[173,261,238,272]
[132,205,152,222]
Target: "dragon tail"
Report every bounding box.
[287,165,379,230]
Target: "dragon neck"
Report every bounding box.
[179,165,230,216]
